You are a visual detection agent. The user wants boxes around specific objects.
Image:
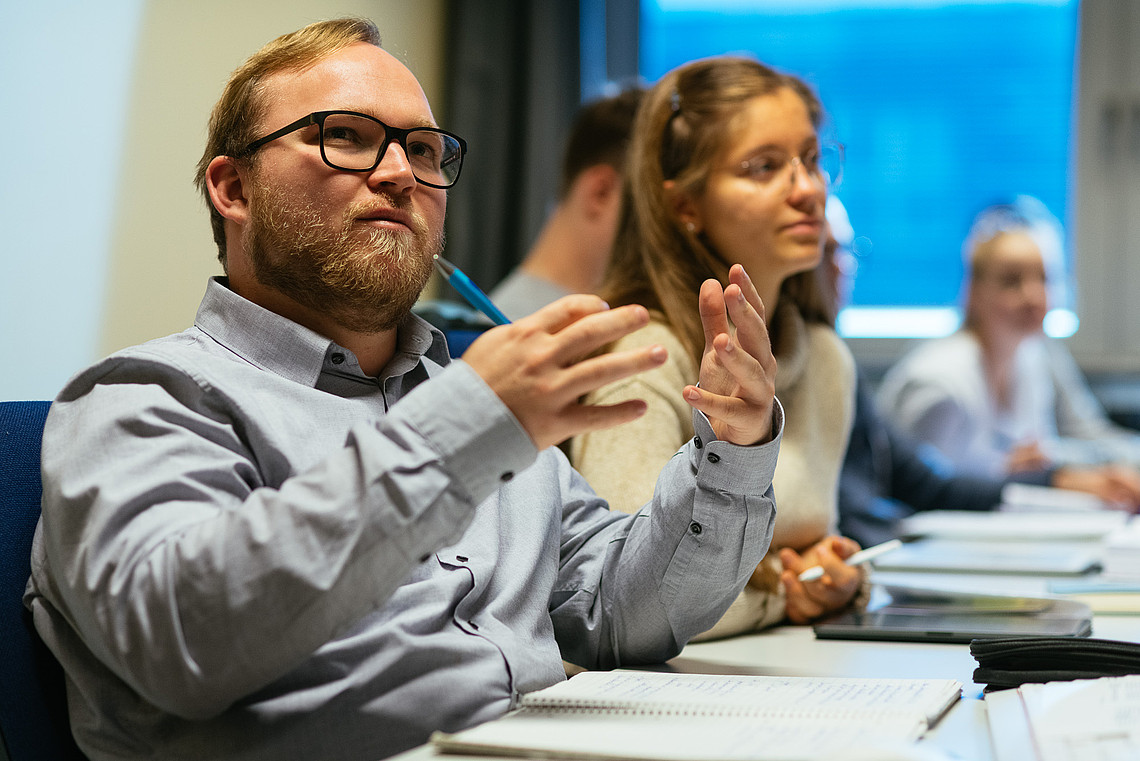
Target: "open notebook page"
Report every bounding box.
[519,671,961,724]
[433,672,962,761]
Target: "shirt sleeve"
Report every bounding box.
[33,355,535,720]
[1047,339,1129,442]
[553,401,783,668]
[880,377,975,464]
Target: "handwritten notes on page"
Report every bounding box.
[432,671,962,760]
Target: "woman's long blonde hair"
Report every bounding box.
[601,55,829,366]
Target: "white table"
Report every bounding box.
[392,569,1140,761]
[668,616,990,760]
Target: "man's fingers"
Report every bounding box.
[560,344,668,400]
[558,398,650,435]
[543,303,652,367]
[697,279,730,348]
[462,294,669,450]
[688,332,766,404]
[728,264,766,322]
[724,286,770,361]
[682,384,746,426]
[526,295,650,360]
[526,294,615,334]
[725,268,774,367]
[712,331,767,398]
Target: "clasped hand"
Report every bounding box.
[776,536,863,624]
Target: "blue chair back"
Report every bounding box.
[411,299,492,357]
[443,328,487,358]
[0,401,86,760]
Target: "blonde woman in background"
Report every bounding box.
[572,55,865,637]
[878,198,1140,502]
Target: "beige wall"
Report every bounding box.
[100,0,446,355]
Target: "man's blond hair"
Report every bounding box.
[193,18,382,268]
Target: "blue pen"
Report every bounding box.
[432,254,512,326]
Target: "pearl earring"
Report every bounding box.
[685,222,696,233]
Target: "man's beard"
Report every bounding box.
[244,181,441,334]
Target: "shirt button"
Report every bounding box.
[689,521,703,535]
[694,436,703,449]
[500,471,514,482]
[331,352,345,365]
[706,452,720,464]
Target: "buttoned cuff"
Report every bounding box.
[687,397,785,497]
[398,360,538,505]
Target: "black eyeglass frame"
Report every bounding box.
[242,109,468,189]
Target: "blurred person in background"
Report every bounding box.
[490,87,645,320]
[876,197,1140,490]
[822,199,1140,548]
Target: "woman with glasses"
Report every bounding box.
[570,55,866,638]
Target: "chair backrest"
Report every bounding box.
[442,328,487,358]
[0,402,86,761]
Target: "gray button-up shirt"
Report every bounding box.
[26,278,781,761]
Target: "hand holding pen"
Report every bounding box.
[797,539,902,582]
[778,535,866,625]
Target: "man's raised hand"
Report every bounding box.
[461,295,666,451]
[682,264,777,446]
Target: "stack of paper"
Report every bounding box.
[999,483,1109,512]
[898,509,1128,542]
[1047,578,1140,614]
[872,538,1102,576]
[986,674,1140,761]
[1102,518,1140,580]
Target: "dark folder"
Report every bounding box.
[971,636,1140,690]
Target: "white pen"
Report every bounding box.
[797,538,903,582]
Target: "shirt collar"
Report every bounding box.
[194,277,451,388]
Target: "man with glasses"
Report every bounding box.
[27,18,783,761]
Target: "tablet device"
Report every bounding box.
[812,587,1093,644]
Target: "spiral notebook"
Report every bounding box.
[431,671,962,760]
